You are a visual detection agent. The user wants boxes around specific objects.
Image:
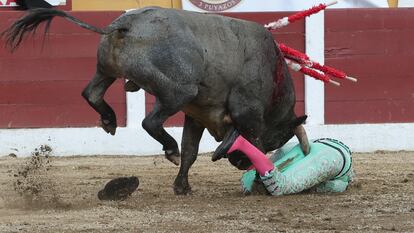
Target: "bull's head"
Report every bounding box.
[228,115,309,170]
[263,115,309,154]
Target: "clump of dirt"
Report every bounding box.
[12,145,69,209]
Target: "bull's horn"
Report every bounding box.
[294,125,310,155]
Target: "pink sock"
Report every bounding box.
[228,135,274,176]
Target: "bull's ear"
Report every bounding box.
[292,115,307,127]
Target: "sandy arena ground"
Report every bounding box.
[0,151,413,233]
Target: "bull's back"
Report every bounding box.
[109,7,277,97]
[116,7,276,81]
[173,9,277,80]
[160,8,278,100]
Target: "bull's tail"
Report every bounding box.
[2,8,110,51]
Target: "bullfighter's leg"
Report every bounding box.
[142,82,198,165]
[174,115,205,195]
[81,71,117,135]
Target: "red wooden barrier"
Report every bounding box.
[0,11,125,128]
[4,9,409,128]
[325,9,414,124]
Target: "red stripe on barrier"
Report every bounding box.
[325,9,414,124]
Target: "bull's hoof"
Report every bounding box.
[173,183,192,195]
[124,80,140,92]
[101,119,117,135]
[165,149,180,166]
[173,177,192,195]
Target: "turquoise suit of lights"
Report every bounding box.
[241,138,353,195]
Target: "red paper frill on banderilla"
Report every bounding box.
[265,1,357,86]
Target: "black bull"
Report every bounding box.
[3,7,309,195]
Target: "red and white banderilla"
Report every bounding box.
[279,43,357,85]
[265,0,338,30]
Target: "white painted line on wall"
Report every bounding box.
[305,12,325,125]
[1,123,413,157]
[398,0,414,7]
[126,90,146,128]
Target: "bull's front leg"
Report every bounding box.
[174,115,204,195]
[139,67,198,166]
[142,100,181,165]
[82,72,117,135]
[141,79,198,166]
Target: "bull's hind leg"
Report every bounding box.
[141,82,198,165]
[82,71,117,135]
[174,115,205,195]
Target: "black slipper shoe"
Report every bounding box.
[98,176,139,201]
[212,129,239,161]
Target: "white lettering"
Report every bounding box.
[195,0,241,12]
[0,0,18,7]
